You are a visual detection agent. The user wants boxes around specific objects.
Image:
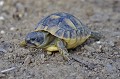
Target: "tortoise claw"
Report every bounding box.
[47,51,52,55]
[19,40,27,47]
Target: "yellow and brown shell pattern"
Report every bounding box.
[35,12,91,48]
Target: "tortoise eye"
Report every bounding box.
[31,38,36,41]
[36,36,44,44]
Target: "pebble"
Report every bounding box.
[15,2,24,10]
[84,45,95,52]
[0,0,4,6]
[96,77,99,79]
[0,48,7,54]
[114,52,118,54]
[96,45,102,52]
[0,48,7,52]
[8,76,14,79]
[0,74,5,78]
[24,55,32,65]
[116,35,120,38]
[0,30,5,34]
[10,27,15,31]
[40,54,45,59]
[40,54,45,63]
[96,41,101,44]
[13,2,25,20]
[109,41,115,46]
[46,64,50,66]
[0,16,4,20]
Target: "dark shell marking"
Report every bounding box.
[35,12,91,39]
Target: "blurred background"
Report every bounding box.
[0,0,120,79]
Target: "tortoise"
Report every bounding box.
[20,12,101,61]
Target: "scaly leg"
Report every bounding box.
[57,39,87,64]
[57,39,70,61]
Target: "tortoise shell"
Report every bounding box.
[35,12,91,48]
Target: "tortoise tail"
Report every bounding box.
[90,31,103,41]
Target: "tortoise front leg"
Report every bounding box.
[57,39,70,61]
[56,39,89,64]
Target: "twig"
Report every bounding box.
[1,67,16,73]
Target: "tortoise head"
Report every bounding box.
[20,31,46,48]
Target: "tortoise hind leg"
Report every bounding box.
[57,39,70,61]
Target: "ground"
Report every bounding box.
[0,0,120,79]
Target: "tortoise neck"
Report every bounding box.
[39,31,55,48]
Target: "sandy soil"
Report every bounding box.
[0,0,120,79]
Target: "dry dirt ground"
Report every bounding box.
[0,0,120,79]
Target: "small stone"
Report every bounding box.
[24,55,32,65]
[0,16,4,20]
[114,52,118,54]
[8,76,14,79]
[10,27,15,31]
[40,54,45,63]
[0,48,7,53]
[96,41,101,44]
[96,77,99,79]
[46,64,49,66]
[84,45,95,52]
[0,74,5,78]
[0,48,7,55]
[96,45,102,52]
[40,54,45,59]
[15,2,24,10]
[116,35,120,38]
[0,30,5,34]
[109,41,115,46]
[0,1,4,6]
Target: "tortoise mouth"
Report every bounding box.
[20,40,38,48]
